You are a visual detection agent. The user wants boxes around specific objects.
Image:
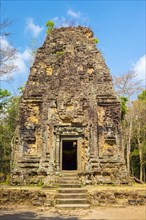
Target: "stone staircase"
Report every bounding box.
[55,171,90,208]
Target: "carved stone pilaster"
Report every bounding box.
[55,134,60,171]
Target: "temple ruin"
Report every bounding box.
[11,27,128,186]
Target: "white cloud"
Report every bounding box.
[133,55,146,80]
[26,18,44,37]
[52,16,79,28]
[67,9,81,19]
[51,9,88,28]
[0,36,10,48]
[14,48,32,73]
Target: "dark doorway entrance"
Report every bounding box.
[62,140,77,170]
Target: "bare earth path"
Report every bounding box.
[0,205,145,220]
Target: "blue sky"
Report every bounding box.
[1,0,146,95]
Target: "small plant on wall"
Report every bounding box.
[55,51,65,55]
[94,37,99,44]
[46,20,54,34]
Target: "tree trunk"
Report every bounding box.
[138,142,143,182]
[127,117,132,176]
[131,160,134,176]
[137,124,143,182]
[144,167,146,182]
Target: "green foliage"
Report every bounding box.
[127,90,146,181]
[46,20,54,34]
[130,140,140,177]
[142,141,146,164]
[7,96,19,131]
[0,89,11,99]
[0,173,10,185]
[18,86,25,94]
[4,175,10,185]
[94,37,99,44]
[138,90,146,101]
[55,51,64,55]
[0,89,11,110]
[37,179,44,187]
[130,149,139,158]
[0,91,20,176]
[142,141,146,154]
[120,96,128,120]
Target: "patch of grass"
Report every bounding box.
[56,51,65,55]
[37,180,44,187]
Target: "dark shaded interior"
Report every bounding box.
[62,140,77,170]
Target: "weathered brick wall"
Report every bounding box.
[0,188,145,207]
[11,27,128,185]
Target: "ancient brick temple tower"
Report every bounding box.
[11,27,128,185]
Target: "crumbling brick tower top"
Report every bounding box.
[11,27,128,185]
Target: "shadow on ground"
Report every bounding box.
[0,211,103,220]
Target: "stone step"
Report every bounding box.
[59,179,79,182]
[56,198,88,204]
[59,180,80,184]
[60,176,79,180]
[55,172,89,209]
[61,175,79,178]
[57,193,86,199]
[60,184,81,188]
[61,172,78,177]
[55,204,90,209]
[58,188,87,193]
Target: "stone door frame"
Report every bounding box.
[60,136,82,171]
[54,125,84,172]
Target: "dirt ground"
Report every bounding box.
[0,205,145,220]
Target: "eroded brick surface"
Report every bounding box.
[11,27,128,185]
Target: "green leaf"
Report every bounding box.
[94,37,99,44]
